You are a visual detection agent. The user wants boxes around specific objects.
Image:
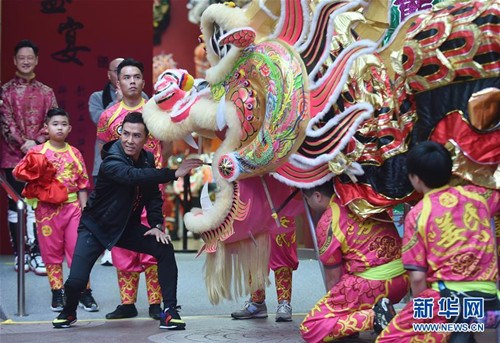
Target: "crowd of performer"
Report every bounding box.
[1,38,499,342]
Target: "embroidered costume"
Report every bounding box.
[13,142,89,290]
[1,73,58,270]
[0,74,57,168]
[377,185,500,342]
[300,196,409,342]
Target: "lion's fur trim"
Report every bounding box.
[201,4,250,83]
[203,232,271,305]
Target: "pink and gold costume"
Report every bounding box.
[300,196,409,342]
[97,99,162,305]
[0,74,57,168]
[377,185,500,342]
[249,215,298,304]
[14,142,89,289]
[97,99,163,164]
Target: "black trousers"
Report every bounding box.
[63,223,178,314]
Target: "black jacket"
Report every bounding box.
[81,140,177,249]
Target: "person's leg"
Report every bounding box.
[116,224,185,329]
[62,203,99,312]
[90,175,113,267]
[63,226,104,315]
[35,202,66,311]
[4,169,29,271]
[53,225,104,328]
[301,274,405,342]
[376,288,451,342]
[105,247,141,319]
[138,210,162,314]
[231,283,268,320]
[116,224,178,309]
[28,215,47,275]
[269,216,298,322]
[142,254,162,319]
[112,247,142,304]
[8,164,46,275]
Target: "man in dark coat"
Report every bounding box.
[53,111,202,330]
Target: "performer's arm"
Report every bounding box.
[408,270,427,297]
[0,94,24,147]
[88,91,105,125]
[89,91,118,125]
[78,190,88,209]
[324,264,342,290]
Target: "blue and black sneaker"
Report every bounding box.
[52,311,77,329]
[159,306,185,330]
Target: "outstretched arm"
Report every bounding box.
[175,158,203,178]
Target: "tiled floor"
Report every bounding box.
[1,247,498,343]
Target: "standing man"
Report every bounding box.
[0,39,57,275]
[96,58,165,321]
[88,57,124,186]
[53,112,202,329]
[88,57,124,266]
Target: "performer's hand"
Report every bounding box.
[115,88,123,102]
[144,227,171,245]
[175,158,203,178]
[21,139,37,153]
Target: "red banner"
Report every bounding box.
[1,0,157,253]
[1,0,154,176]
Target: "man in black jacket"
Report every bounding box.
[52,112,202,330]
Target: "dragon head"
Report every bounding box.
[143,1,310,252]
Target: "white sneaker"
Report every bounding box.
[231,300,268,319]
[14,254,29,273]
[30,253,47,275]
[100,249,113,266]
[276,300,292,322]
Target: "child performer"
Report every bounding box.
[377,141,500,342]
[13,108,99,312]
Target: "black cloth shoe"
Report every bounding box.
[105,304,138,319]
[373,298,396,334]
[159,306,185,330]
[51,289,65,312]
[53,311,77,328]
[79,289,99,312]
[149,304,162,320]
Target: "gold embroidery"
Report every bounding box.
[279,216,291,228]
[435,212,466,248]
[402,232,418,253]
[449,252,481,277]
[275,233,291,248]
[369,235,400,259]
[42,225,52,237]
[463,202,490,231]
[439,191,458,208]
